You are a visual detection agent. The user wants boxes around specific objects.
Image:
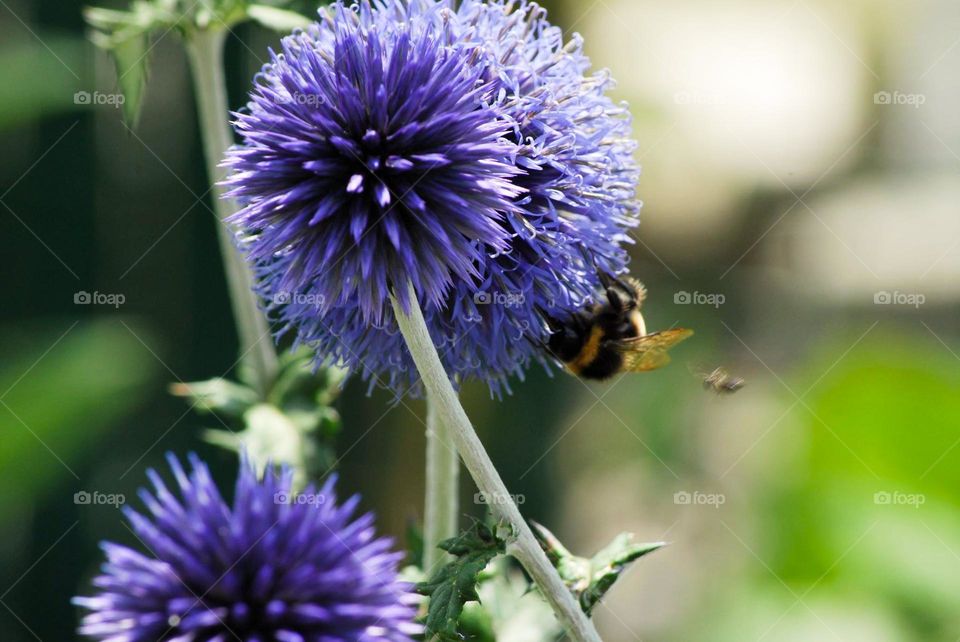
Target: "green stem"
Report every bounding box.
[391,283,601,642]
[423,393,460,573]
[185,28,279,397]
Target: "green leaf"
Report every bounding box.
[247,4,312,32]
[84,1,184,126]
[85,6,159,127]
[416,523,506,641]
[532,521,665,615]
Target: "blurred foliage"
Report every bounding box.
[464,558,563,642]
[174,348,347,488]
[758,330,960,640]
[0,36,90,129]
[0,320,160,515]
[675,328,960,642]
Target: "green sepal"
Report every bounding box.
[532,521,665,615]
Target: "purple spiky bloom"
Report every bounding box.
[74,454,419,642]
[224,0,640,396]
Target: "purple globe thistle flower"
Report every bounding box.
[224,0,640,396]
[74,454,418,641]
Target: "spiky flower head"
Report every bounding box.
[74,454,418,641]
[224,0,640,396]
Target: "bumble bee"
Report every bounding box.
[544,272,693,380]
[700,367,745,394]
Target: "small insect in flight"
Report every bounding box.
[544,272,693,380]
[700,367,745,394]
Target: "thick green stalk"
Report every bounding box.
[391,283,601,642]
[423,394,460,573]
[185,28,279,396]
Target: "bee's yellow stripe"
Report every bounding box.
[567,325,604,375]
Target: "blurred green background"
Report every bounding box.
[2,0,959,640]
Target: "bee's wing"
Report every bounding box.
[612,328,694,372]
[687,361,710,378]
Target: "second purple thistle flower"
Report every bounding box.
[224,0,640,396]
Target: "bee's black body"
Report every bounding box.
[545,273,646,380]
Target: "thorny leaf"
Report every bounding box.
[532,521,665,615]
[416,523,506,641]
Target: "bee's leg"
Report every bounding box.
[540,310,570,354]
[598,270,617,290]
[606,288,628,312]
[540,311,568,339]
[600,271,635,312]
